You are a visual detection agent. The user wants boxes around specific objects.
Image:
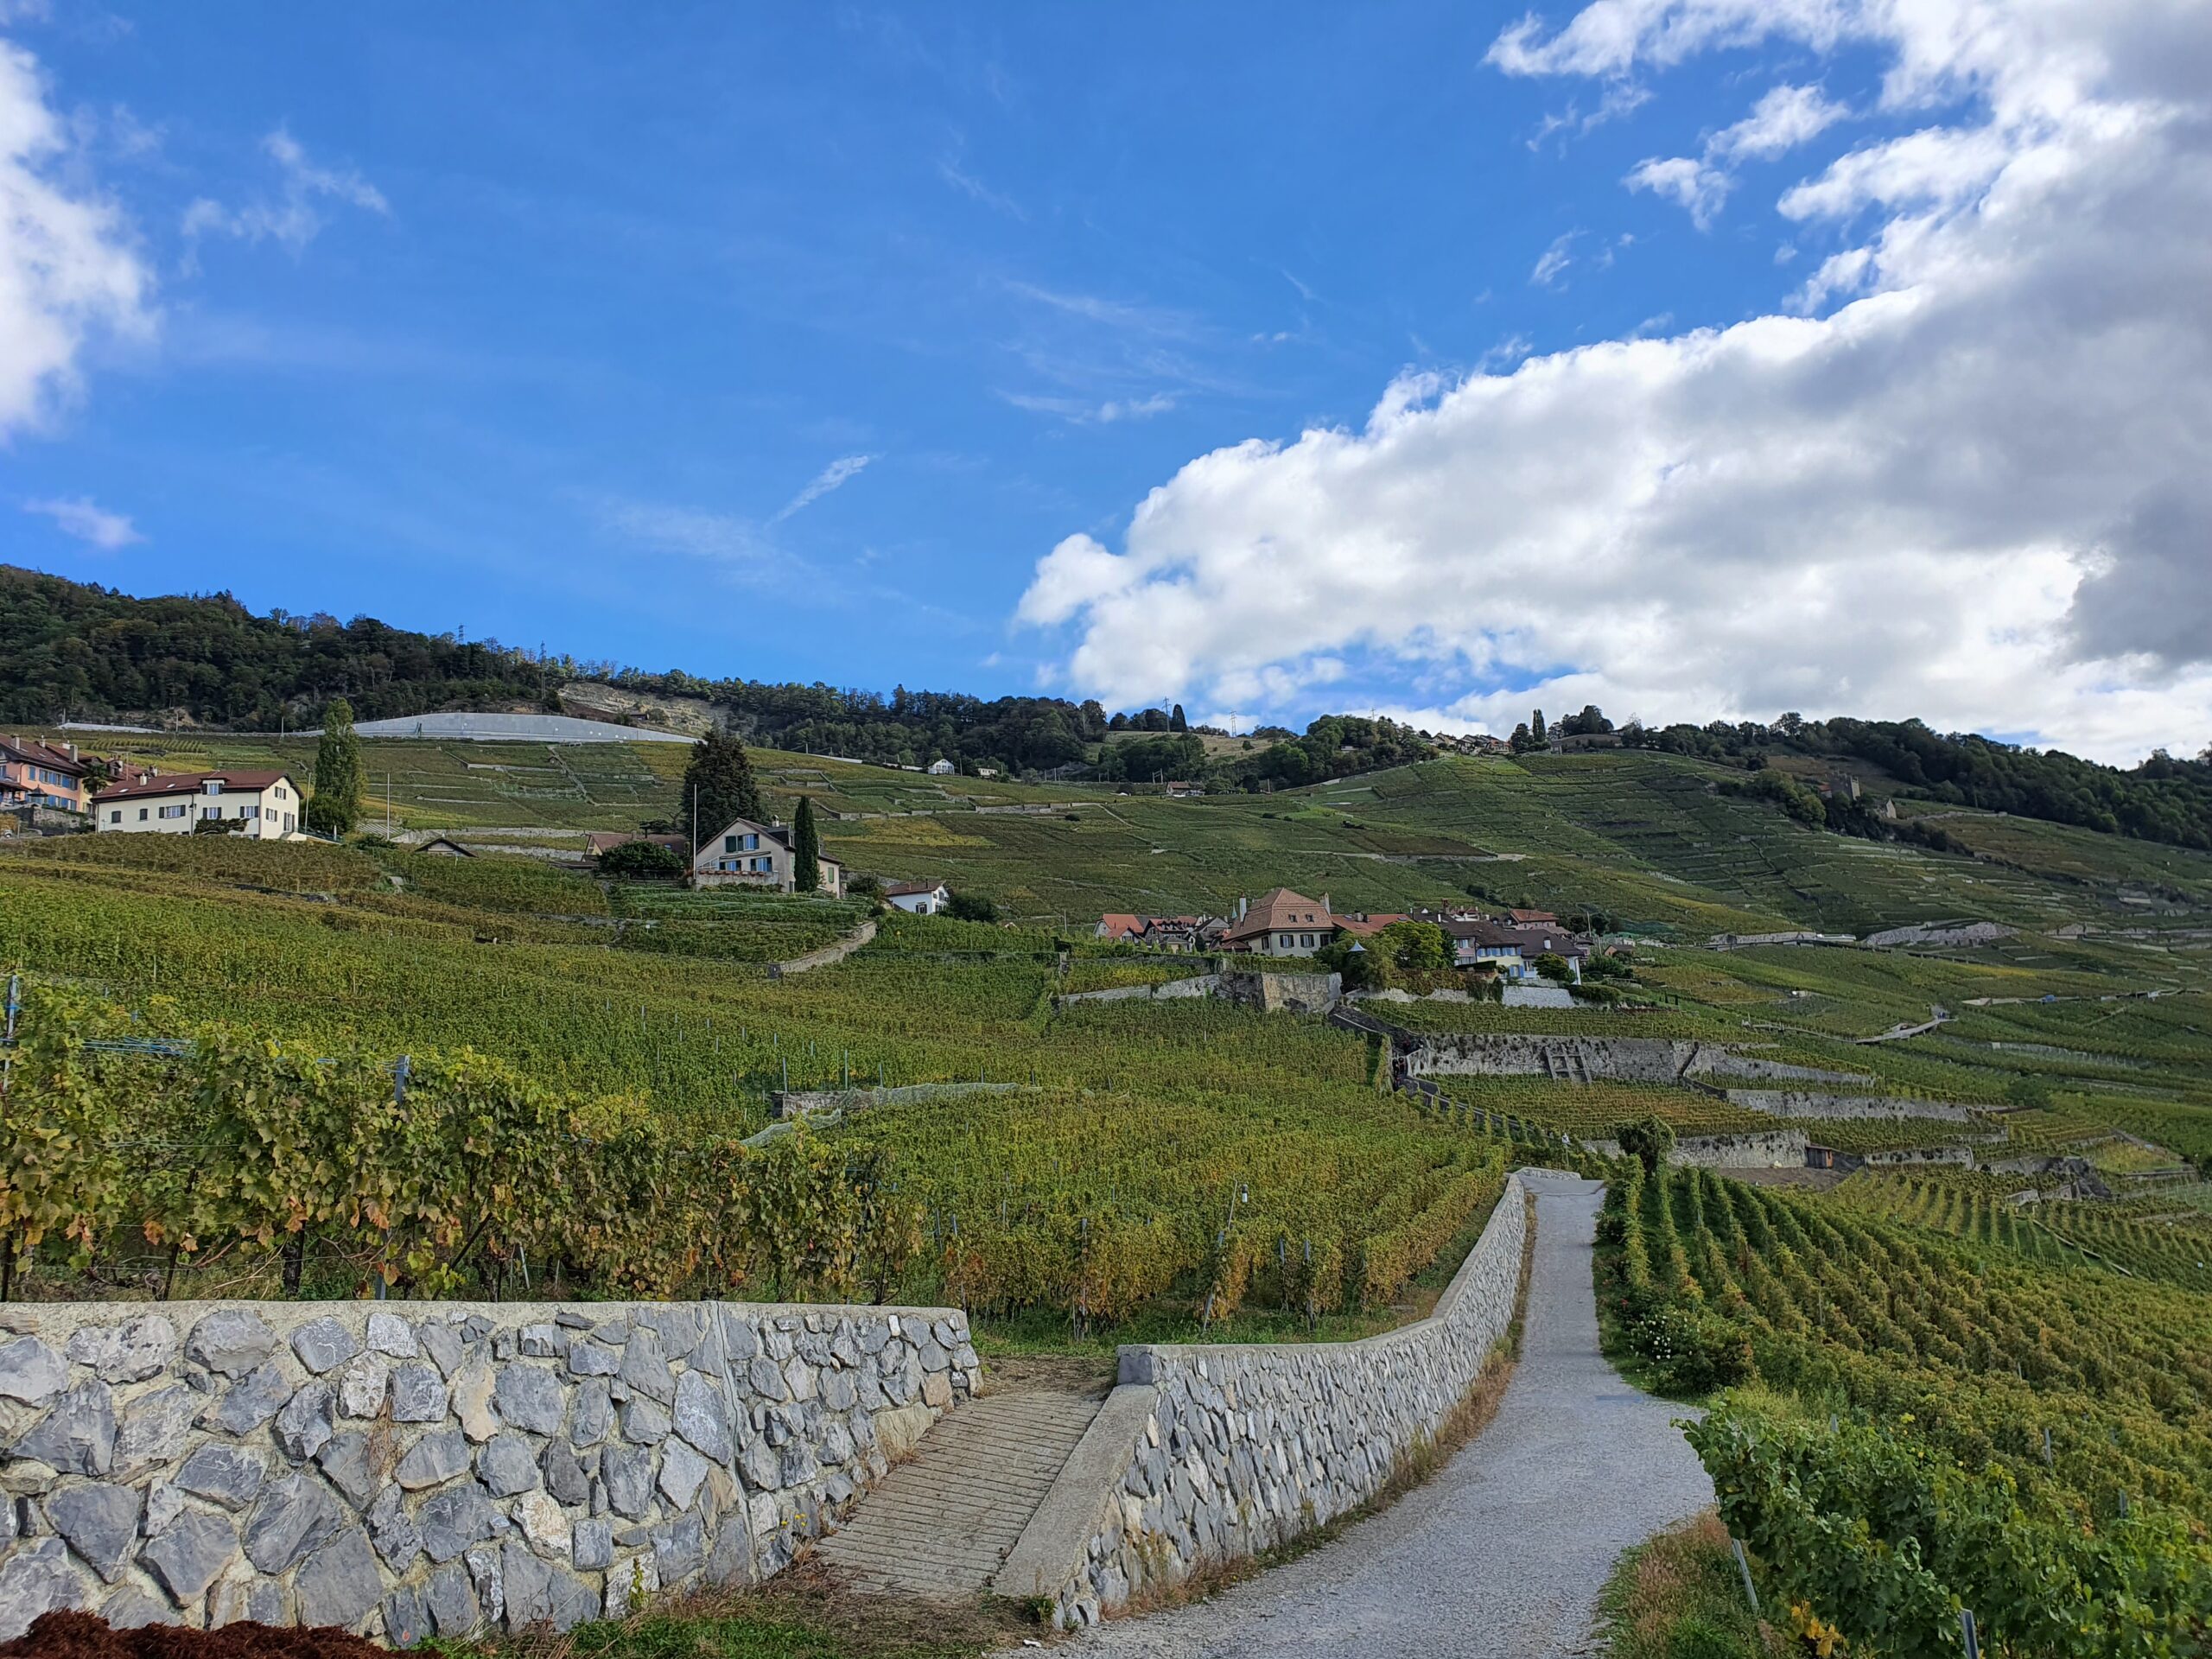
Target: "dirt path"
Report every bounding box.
[1067,1173,1712,1659]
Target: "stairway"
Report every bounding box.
[816,1382,1109,1597]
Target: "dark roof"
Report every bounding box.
[0,738,88,777]
[1439,918,1526,948]
[884,880,947,896]
[101,769,291,802]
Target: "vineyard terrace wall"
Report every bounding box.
[995,1169,1538,1630]
[0,1297,977,1643]
[1400,1034,1872,1089]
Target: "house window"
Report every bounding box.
[110,810,120,823]
[204,780,223,795]
[724,835,739,854]
[138,808,149,821]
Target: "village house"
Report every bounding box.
[882,879,950,915]
[1218,887,1343,958]
[925,759,956,776]
[1435,918,1535,979]
[691,814,843,896]
[96,770,303,838]
[0,737,92,817]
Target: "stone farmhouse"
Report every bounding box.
[692,813,843,896]
[95,770,303,839]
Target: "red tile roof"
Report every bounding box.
[0,737,88,777]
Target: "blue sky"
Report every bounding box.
[3,3,2209,760]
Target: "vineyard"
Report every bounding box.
[1603,1162,2212,1651]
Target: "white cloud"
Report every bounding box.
[1001,390,1177,423]
[772,453,874,522]
[1016,2,2212,764]
[1626,155,1729,226]
[1628,82,1849,229]
[0,37,151,436]
[1713,82,1847,162]
[1529,230,1580,286]
[182,124,387,256]
[23,493,140,548]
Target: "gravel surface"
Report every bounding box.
[1069,1173,1713,1659]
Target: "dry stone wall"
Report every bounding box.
[1726,1090,1977,1123]
[0,1299,976,1643]
[997,1172,1535,1630]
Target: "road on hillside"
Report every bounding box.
[1069,1173,1713,1659]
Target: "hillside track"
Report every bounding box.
[1070,1173,1712,1659]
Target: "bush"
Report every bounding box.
[1535,951,1573,983]
[1617,1116,1677,1173]
[1633,1306,1756,1394]
[600,840,685,879]
[946,890,998,923]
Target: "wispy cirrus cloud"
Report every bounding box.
[999,390,1176,424]
[23,494,142,550]
[772,453,876,522]
[181,125,387,258]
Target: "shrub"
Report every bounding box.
[1617,1116,1677,1173]
[1634,1306,1756,1394]
[600,840,685,879]
[946,891,998,923]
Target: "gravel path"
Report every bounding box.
[1069,1172,1713,1659]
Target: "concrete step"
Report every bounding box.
[816,1387,1106,1597]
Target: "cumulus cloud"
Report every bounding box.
[22,493,140,549]
[1015,2,2212,763]
[182,124,387,256]
[0,37,151,435]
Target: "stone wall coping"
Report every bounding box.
[0,1299,962,1341]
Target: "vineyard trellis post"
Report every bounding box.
[1731,1536,1760,1614]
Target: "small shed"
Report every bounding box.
[416,836,475,857]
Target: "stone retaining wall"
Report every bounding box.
[1582,1131,1812,1169]
[0,1298,976,1643]
[1054,970,1340,1015]
[1404,1034,1868,1089]
[1726,1090,1978,1123]
[766,918,878,979]
[995,1172,1535,1630]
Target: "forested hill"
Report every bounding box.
[0,565,559,728]
[4,563,2208,849]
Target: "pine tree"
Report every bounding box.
[791,795,821,893]
[304,696,363,836]
[1170,702,1187,733]
[683,731,766,852]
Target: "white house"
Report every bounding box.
[692,814,842,896]
[925,759,957,776]
[883,880,951,915]
[95,771,304,839]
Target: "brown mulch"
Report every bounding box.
[0,1613,385,1659]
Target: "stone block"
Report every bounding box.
[316,1429,380,1510]
[479,1430,542,1497]
[0,1535,88,1639]
[242,1471,346,1574]
[100,1584,175,1630]
[289,1316,361,1376]
[0,1336,67,1407]
[452,1358,499,1442]
[495,1366,564,1437]
[621,1396,671,1445]
[14,1381,116,1476]
[273,1380,336,1462]
[424,1560,480,1636]
[185,1310,276,1377]
[384,1581,434,1648]
[67,1317,178,1385]
[391,1361,448,1422]
[113,1384,195,1476]
[416,1321,464,1379]
[337,1356,391,1420]
[45,1482,140,1581]
[172,1444,265,1510]
[573,1515,613,1569]
[366,1311,419,1357]
[672,1370,732,1463]
[419,1484,499,1564]
[396,1427,471,1490]
[658,1438,710,1510]
[200,1363,294,1438]
[141,1510,237,1606]
[294,1525,383,1629]
[566,1341,619,1377]
[620,1329,676,1404]
[601,1445,653,1518]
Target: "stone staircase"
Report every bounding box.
[816,1381,1109,1597]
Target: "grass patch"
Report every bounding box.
[447,1567,1039,1659]
[1595,1511,1781,1659]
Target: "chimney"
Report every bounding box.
[1320,892,1332,917]
[1236,895,1248,919]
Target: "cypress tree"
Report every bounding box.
[791,795,821,893]
[1170,702,1187,733]
[683,730,766,852]
[304,696,363,836]
[1530,708,1548,744]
